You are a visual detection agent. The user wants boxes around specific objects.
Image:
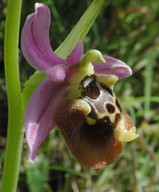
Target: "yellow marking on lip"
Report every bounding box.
[96,75,118,88]
[71,99,91,116]
[120,126,139,142]
[86,116,96,125]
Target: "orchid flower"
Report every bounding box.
[21,3,138,169]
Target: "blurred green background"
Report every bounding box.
[0,0,159,191]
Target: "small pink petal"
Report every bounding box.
[25,78,68,161]
[46,64,68,83]
[93,55,132,79]
[67,41,83,65]
[21,3,66,71]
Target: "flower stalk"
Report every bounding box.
[1,0,23,191]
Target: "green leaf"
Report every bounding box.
[56,0,106,58]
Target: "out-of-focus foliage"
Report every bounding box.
[0,0,159,191]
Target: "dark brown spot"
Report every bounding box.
[86,82,100,99]
[82,116,114,144]
[82,112,121,145]
[106,103,115,113]
[80,75,100,99]
[115,99,122,112]
[114,113,121,128]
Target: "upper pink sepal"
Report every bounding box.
[67,41,83,65]
[21,3,66,72]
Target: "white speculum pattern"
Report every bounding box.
[80,75,120,125]
[84,85,119,122]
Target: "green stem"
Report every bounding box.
[1,0,23,191]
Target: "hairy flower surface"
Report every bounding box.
[21,3,138,168]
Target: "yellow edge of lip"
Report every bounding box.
[120,126,139,142]
[86,116,96,125]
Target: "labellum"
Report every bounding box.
[55,74,136,169]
